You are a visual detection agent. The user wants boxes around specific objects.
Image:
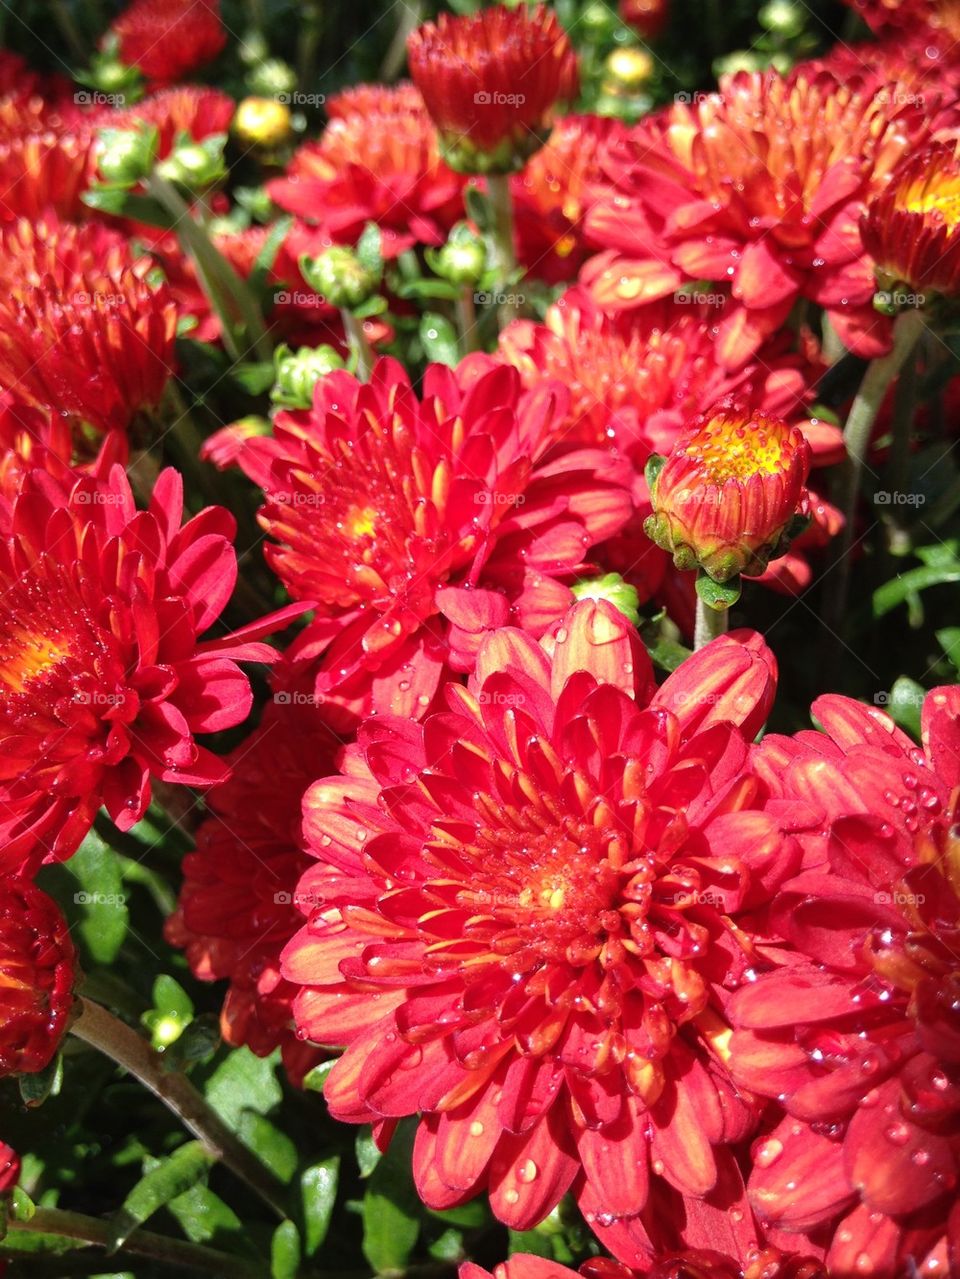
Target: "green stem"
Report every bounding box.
[380,0,423,81]
[486,172,520,329]
[693,596,729,650]
[70,999,289,1220]
[456,285,479,354]
[342,310,375,380]
[51,0,85,62]
[825,307,926,636]
[884,341,920,554]
[1,1207,265,1277]
[146,174,273,363]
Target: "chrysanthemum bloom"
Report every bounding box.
[0,1141,18,1193]
[645,404,812,583]
[0,876,76,1075]
[0,130,96,222]
[0,392,128,492]
[843,0,960,35]
[267,84,465,258]
[406,5,579,174]
[512,116,619,285]
[166,680,342,1086]
[0,464,301,871]
[204,359,632,721]
[861,139,960,304]
[280,600,808,1233]
[109,0,226,84]
[584,67,931,366]
[0,217,177,434]
[731,686,960,1277]
[462,1246,826,1279]
[619,0,669,39]
[107,86,235,156]
[492,288,819,458]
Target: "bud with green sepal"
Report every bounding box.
[271,343,345,409]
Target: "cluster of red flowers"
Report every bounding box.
[2,1,960,1277]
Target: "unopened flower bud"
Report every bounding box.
[272,344,345,408]
[97,125,158,185]
[430,222,487,285]
[234,96,292,148]
[300,247,379,310]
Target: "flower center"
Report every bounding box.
[683,410,789,484]
[900,176,960,228]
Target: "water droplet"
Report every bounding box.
[754,1138,783,1167]
[517,1159,538,1183]
[468,1120,484,1138]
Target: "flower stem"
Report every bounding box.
[824,307,926,637]
[342,310,375,380]
[2,1207,266,1276]
[70,999,289,1220]
[456,285,479,353]
[486,172,520,329]
[694,597,729,650]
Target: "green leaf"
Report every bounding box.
[301,1157,339,1255]
[165,1182,244,1247]
[141,975,194,1051]
[356,222,384,277]
[81,188,174,227]
[204,1047,282,1128]
[361,1118,420,1273]
[464,183,492,232]
[884,677,925,739]
[235,1114,297,1184]
[643,453,666,492]
[355,1127,381,1179]
[232,361,276,394]
[351,293,389,320]
[427,1199,490,1229]
[302,1060,335,1094]
[396,277,461,302]
[937,626,960,674]
[695,572,742,611]
[41,826,128,965]
[108,1143,213,1251]
[873,564,960,618]
[270,1220,300,1279]
[419,312,460,367]
[19,1055,62,1109]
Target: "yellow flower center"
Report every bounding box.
[0,622,72,695]
[899,174,960,227]
[346,506,378,538]
[685,412,789,484]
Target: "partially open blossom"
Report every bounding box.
[731,686,960,1277]
[406,5,579,174]
[267,84,464,257]
[109,0,227,84]
[584,67,931,365]
[862,139,960,303]
[166,678,341,1086]
[204,358,632,722]
[0,876,76,1076]
[0,464,301,871]
[645,405,811,582]
[281,601,801,1235]
[0,214,177,434]
[107,85,235,156]
[619,0,669,39]
[0,130,96,222]
[842,0,960,36]
[462,1245,826,1279]
[512,116,619,284]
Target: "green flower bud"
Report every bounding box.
[759,0,805,37]
[155,136,227,191]
[571,573,641,626]
[299,247,380,311]
[246,56,298,100]
[96,125,158,186]
[271,344,345,409]
[430,222,487,286]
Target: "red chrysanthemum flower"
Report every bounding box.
[0,391,128,494]
[166,677,343,1086]
[842,0,960,35]
[0,875,76,1076]
[204,358,632,722]
[0,463,302,871]
[492,288,819,459]
[0,1140,18,1193]
[511,116,620,285]
[645,403,812,582]
[266,83,465,258]
[106,85,235,156]
[0,214,177,434]
[279,601,808,1237]
[0,130,96,222]
[109,0,227,84]
[862,139,960,302]
[619,0,670,40]
[584,67,932,366]
[406,4,579,174]
[463,1246,825,1279]
[730,688,960,1277]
